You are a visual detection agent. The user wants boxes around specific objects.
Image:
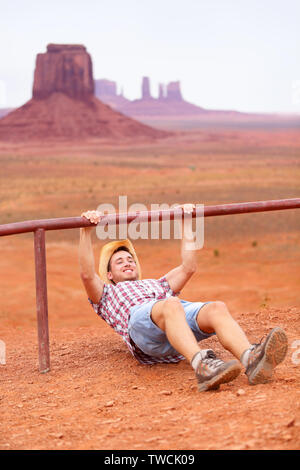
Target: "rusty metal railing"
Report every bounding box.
[1,198,299,373]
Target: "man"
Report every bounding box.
[79,205,288,392]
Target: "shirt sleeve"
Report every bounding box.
[87,283,109,315]
[88,297,99,314]
[158,275,179,297]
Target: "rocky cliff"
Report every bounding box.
[94,79,130,109]
[33,44,94,101]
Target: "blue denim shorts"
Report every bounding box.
[128,299,215,358]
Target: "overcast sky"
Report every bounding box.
[0,0,300,113]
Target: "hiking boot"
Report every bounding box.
[245,327,288,385]
[195,350,242,392]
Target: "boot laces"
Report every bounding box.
[251,335,265,351]
[202,350,225,370]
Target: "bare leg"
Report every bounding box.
[151,297,202,362]
[151,297,244,391]
[196,301,251,361]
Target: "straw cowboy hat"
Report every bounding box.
[99,239,142,284]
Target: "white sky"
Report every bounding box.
[0,0,300,112]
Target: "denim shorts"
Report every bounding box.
[128,299,215,358]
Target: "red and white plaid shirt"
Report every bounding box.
[88,276,184,365]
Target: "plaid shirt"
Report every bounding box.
[88,276,184,365]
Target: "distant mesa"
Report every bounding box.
[94,76,261,120]
[94,76,296,123]
[94,79,130,109]
[94,76,212,117]
[164,81,183,102]
[0,45,167,141]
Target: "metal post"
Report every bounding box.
[34,228,50,373]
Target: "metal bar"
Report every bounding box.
[34,228,50,373]
[0,198,300,236]
[203,198,300,217]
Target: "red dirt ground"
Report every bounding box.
[0,126,299,450]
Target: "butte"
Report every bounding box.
[0,44,168,141]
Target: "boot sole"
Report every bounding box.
[248,327,288,385]
[198,361,242,392]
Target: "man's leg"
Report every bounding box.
[150,296,202,362]
[151,297,242,391]
[151,298,250,363]
[195,301,288,384]
[195,301,251,361]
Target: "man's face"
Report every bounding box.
[107,250,138,284]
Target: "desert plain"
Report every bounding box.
[0,122,299,450]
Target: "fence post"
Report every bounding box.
[34,228,50,373]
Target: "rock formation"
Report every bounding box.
[166,81,182,101]
[0,44,167,141]
[115,78,283,122]
[33,44,94,101]
[141,77,151,100]
[158,83,165,100]
[115,77,206,116]
[94,79,130,109]
[93,75,207,116]
[94,79,117,98]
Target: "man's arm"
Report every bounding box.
[79,211,104,304]
[164,204,198,294]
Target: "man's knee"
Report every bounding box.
[162,296,182,319]
[211,300,228,310]
[205,301,230,321]
[151,297,183,330]
[196,300,230,333]
[200,300,229,323]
